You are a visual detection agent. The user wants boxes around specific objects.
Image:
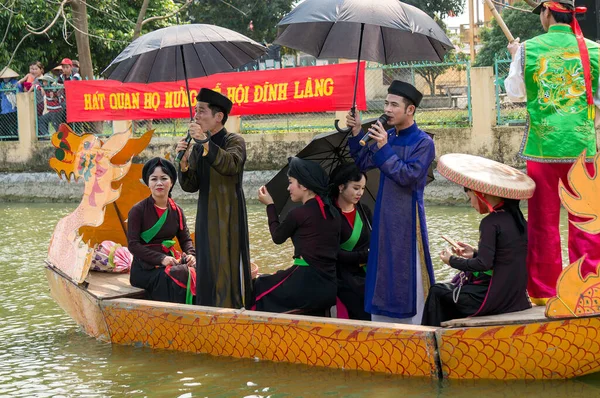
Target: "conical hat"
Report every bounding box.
[0,67,18,79]
[437,153,536,200]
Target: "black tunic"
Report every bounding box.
[178,128,252,309]
[336,203,372,321]
[422,209,531,326]
[127,196,195,303]
[252,199,341,314]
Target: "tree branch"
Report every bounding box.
[3,0,69,70]
[141,0,193,28]
[0,1,14,47]
[490,0,532,13]
[26,0,69,35]
[133,0,150,39]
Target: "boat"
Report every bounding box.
[45,124,600,380]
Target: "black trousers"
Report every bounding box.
[421,282,488,326]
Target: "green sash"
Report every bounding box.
[340,210,367,272]
[293,258,309,266]
[473,270,493,278]
[141,207,168,243]
[186,273,193,305]
[340,211,363,252]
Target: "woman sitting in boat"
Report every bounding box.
[329,163,371,321]
[252,157,341,315]
[421,154,533,327]
[128,157,196,304]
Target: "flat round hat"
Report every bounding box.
[437,153,536,200]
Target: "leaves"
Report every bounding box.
[0,0,182,75]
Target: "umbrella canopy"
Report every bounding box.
[265,117,435,220]
[275,0,454,64]
[103,24,267,83]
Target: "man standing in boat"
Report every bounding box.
[505,0,600,305]
[176,88,253,309]
[345,80,436,324]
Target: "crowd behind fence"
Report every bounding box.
[2,58,534,142]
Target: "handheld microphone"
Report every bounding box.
[175,134,192,162]
[359,114,389,146]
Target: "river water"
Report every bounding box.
[1,202,598,397]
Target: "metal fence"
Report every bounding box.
[238,60,473,133]
[494,57,527,125]
[16,59,474,141]
[34,84,117,139]
[0,88,19,140]
[366,61,472,127]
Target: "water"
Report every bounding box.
[1,203,596,397]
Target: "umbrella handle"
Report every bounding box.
[334,106,356,134]
[334,120,352,134]
[175,130,212,162]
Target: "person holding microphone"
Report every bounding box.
[345,80,436,324]
[176,88,253,310]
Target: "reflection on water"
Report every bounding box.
[0,203,585,397]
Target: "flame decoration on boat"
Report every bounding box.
[47,124,153,283]
[546,152,600,318]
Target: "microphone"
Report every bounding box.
[359,114,389,146]
[175,134,192,162]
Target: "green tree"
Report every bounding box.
[404,0,465,19]
[0,0,182,76]
[186,0,295,44]
[475,1,544,66]
[414,51,469,95]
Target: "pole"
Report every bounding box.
[334,23,365,133]
[350,23,365,111]
[176,44,210,162]
[483,0,516,43]
[469,0,476,62]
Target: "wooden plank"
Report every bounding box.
[85,271,145,300]
[440,306,547,328]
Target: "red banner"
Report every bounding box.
[65,62,366,122]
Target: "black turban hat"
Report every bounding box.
[196,88,233,115]
[142,157,177,196]
[388,80,423,107]
[287,157,338,219]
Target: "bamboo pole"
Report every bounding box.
[469,0,476,61]
[483,0,516,42]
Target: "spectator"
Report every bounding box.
[72,60,80,75]
[0,67,19,140]
[18,61,44,92]
[38,75,62,138]
[56,58,81,128]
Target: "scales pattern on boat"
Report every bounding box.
[45,124,600,380]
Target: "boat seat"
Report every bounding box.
[85,271,145,300]
[441,305,548,328]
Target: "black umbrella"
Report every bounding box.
[275,0,454,133]
[102,24,266,157]
[265,117,435,221]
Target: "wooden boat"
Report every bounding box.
[46,125,600,380]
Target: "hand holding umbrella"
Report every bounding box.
[275,0,454,135]
[102,24,266,161]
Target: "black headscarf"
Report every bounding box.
[328,162,365,200]
[142,157,177,197]
[287,157,338,219]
